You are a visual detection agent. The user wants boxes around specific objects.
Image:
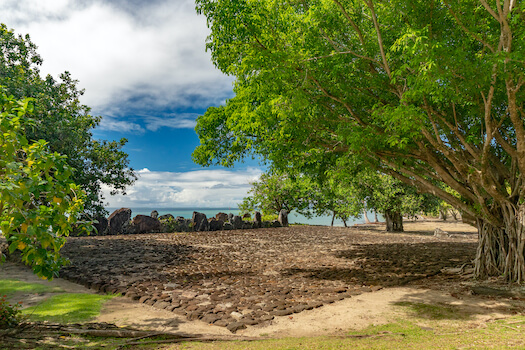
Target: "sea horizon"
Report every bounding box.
[105,207,382,227]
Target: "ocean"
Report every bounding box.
[105,207,383,227]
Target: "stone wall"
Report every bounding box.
[81,208,286,236]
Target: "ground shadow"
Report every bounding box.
[283,242,477,287]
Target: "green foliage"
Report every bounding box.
[21,293,114,324]
[0,92,87,279]
[239,170,313,216]
[0,24,135,216]
[0,294,22,328]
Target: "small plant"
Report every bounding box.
[0,295,22,328]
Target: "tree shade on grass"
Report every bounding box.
[193,0,525,282]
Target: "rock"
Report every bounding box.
[107,208,132,235]
[278,209,289,227]
[131,215,161,234]
[227,321,247,333]
[253,211,262,228]
[231,215,243,229]
[150,210,159,219]
[202,314,221,324]
[228,213,234,221]
[216,212,229,222]
[209,218,224,231]
[223,222,233,230]
[192,212,209,231]
[271,309,293,316]
[434,228,450,237]
[272,220,282,228]
[159,214,175,221]
[243,213,251,219]
[92,216,108,235]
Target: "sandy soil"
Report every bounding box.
[1,220,524,339]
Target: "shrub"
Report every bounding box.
[0,295,22,328]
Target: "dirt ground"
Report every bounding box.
[2,220,525,339]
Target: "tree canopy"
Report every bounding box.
[0,24,135,216]
[193,1,525,282]
[0,93,87,279]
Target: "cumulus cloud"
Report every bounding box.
[144,114,198,131]
[101,167,262,208]
[0,0,234,127]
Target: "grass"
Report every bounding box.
[21,293,115,323]
[393,301,469,320]
[0,279,64,296]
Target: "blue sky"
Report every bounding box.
[1,0,263,208]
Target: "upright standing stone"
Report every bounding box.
[107,208,132,235]
[216,212,229,222]
[192,211,209,231]
[231,215,243,229]
[278,209,289,227]
[131,215,161,234]
[93,216,108,235]
[253,211,262,228]
[150,210,159,219]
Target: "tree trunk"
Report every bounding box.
[385,210,403,232]
[363,208,371,224]
[438,209,448,221]
[474,205,525,283]
[374,211,379,223]
[331,212,335,227]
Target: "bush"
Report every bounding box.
[0,295,22,328]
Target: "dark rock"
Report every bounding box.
[260,314,274,321]
[154,301,171,310]
[223,222,233,230]
[228,213,234,221]
[202,314,221,324]
[214,319,229,327]
[209,218,224,231]
[272,220,282,228]
[192,211,209,232]
[93,216,108,235]
[107,208,132,235]
[243,213,251,219]
[253,211,262,228]
[241,318,259,325]
[159,214,175,221]
[271,309,293,316]
[231,215,243,229]
[278,209,288,227]
[227,322,247,333]
[151,210,159,219]
[131,215,161,234]
[216,212,229,222]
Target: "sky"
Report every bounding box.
[1,0,263,209]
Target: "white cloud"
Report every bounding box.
[102,167,262,208]
[0,0,234,120]
[144,114,198,131]
[100,117,145,133]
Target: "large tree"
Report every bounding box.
[193,0,525,282]
[0,24,135,216]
